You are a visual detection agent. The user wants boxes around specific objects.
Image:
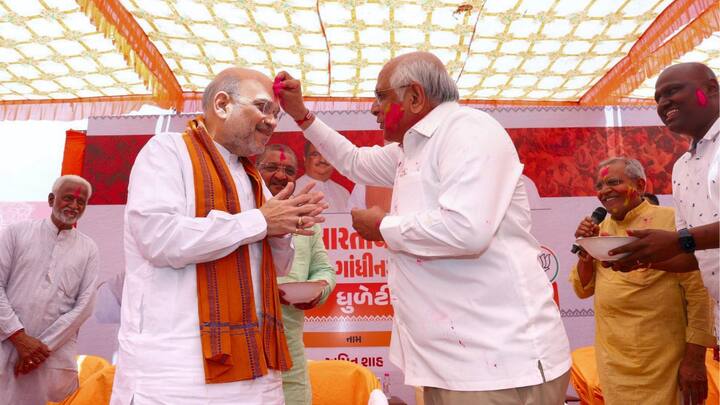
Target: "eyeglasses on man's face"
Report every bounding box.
[233,95,281,119]
[258,163,297,177]
[594,177,624,191]
[373,84,410,103]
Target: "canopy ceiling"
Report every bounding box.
[0,0,718,119]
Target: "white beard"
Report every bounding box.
[52,205,78,226]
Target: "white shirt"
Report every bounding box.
[304,102,571,391]
[295,175,350,213]
[0,218,98,403]
[672,118,720,335]
[111,132,293,405]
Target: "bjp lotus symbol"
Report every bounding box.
[538,246,559,283]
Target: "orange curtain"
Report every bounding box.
[580,0,719,105]
[61,130,87,176]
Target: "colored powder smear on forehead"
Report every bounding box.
[696,89,708,107]
[279,150,286,161]
[599,166,609,178]
[384,103,404,131]
[73,186,83,198]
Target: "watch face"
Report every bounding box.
[679,230,696,252]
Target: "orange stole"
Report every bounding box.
[182,118,291,384]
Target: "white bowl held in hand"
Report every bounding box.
[277,281,325,304]
[574,236,638,262]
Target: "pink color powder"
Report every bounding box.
[599,166,609,178]
[273,76,283,100]
[384,103,404,131]
[696,89,708,107]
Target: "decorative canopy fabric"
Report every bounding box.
[0,0,718,119]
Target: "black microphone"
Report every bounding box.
[571,207,608,254]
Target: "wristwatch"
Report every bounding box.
[678,228,696,253]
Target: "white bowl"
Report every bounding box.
[277,281,325,304]
[574,236,638,262]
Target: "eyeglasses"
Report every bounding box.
[258,163,297,177]
[594,177,624,191]
[373,84,410,103]
[234,96,281,119]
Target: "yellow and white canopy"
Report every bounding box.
[0,0,717,119]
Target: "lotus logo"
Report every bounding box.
[538,246,559,283]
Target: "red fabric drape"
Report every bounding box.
[61,130,87,176]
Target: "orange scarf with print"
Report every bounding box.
[182,117,291,383]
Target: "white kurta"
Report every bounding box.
[672,117,720,339]
[111,132,294,405]
[304,102,571,391]
[295,175,350,213]
[0,218,99,403]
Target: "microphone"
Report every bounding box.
[571,207,608,254]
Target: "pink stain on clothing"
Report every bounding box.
[384,103,404,131]
[696,89,708,107]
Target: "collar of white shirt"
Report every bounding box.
[407,101,460,138]
[689,117,720,154]
[43,217,75,239]
[212,140,237,166]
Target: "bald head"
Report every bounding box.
[382,51,459,104]
[658,62,717,84]
[655,62,719,139]
[202,67,273,113]
[658,62,717,81]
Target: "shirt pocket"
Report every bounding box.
[56,265,83,301]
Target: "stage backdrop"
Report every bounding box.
[74,105,685,404]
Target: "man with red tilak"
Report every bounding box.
[275,52,571,404]
[609,61,720,353]
[0,175,99,404]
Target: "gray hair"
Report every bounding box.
[390,59,459,104]
[256,144,298,167]
[51,175,93,199]
[598,157,646,180]
[201,75,241,113]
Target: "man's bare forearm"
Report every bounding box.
[649,253,699,273]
